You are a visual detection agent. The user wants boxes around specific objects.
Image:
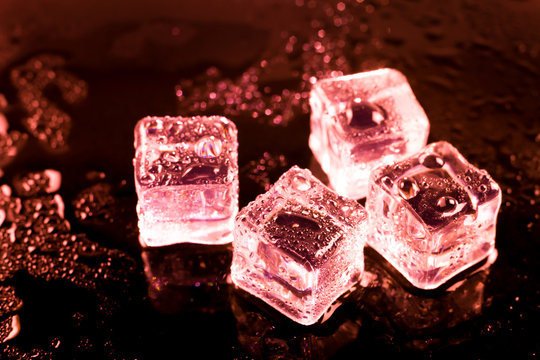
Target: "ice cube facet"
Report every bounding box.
[231,166,367,326]
[134,116,238,247]
[366,141,501,289]
[309,68,430,199]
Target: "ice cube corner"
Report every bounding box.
[366,141,501,289]
[309,68,430,199]
[134,115,238,247]
[231,166,367,326]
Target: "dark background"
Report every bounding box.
[0,0,538,358]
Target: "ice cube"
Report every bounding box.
[366,141,501,289]
[134,116,238,247]
[231,166,366,326]
[309,68,430,199]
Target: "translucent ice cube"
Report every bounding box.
[134,116,238,247]
[231,166,367,326]
[309,68,430,199]
[366,141,501,289]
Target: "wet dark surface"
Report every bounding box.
[0,0,538,358]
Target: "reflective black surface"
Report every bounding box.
[0,0,538,358]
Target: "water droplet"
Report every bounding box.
[436,196,459,215]
[397,177,419,199]
[420,154,445,168]
[195,136,222,158]
[478,184,488,192]
[292,174,311,191]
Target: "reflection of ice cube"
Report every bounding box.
[142,242,232,314]
[231,166,367,326]
[309,68,430,199]
[366,141,501,289]
[360,247,494,350]
[231,289,360,359]
[134,116,238,247]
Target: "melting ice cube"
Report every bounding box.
[134,116,238,247]
[366,141,501,289]
[231,166,366,325]
[309,68,430,199]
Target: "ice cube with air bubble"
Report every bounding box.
[231,166,367,326]
[134,116,238,247]
[309,68,430,199]
[366,141,501,289]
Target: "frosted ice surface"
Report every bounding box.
[134,116,238,247]
[309,68,430,199]
[231,166,367,325]
[366,141,501,289]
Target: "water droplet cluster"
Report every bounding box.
[173,0,382,126]
[135,116,238,188]
[10,54,88,151]
[0,170,137,342]
[0,94,28,178]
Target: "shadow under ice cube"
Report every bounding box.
[309,68,430,199]
[134,116,238,247]
[366,141,501,289]
[231,166,366,326]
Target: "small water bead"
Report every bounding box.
[420,154,445,169]
[292,174,311,191]
[397,177,420,200]
[478,184,488,192]
[195,136,222,158]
